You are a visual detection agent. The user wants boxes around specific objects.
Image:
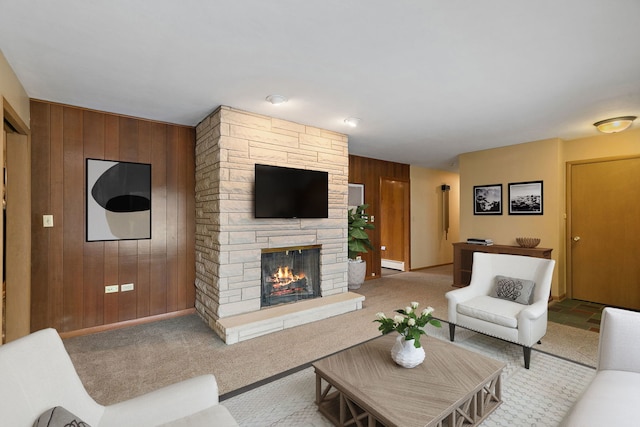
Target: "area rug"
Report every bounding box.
[222,325,596,427]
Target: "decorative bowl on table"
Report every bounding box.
[516,237,540,248]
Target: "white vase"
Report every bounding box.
[347,259,367,289]
[390,335,425,368]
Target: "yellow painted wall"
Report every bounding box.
[459,138,563,296]
[564,127,640,162]
[410,167,460,269]
[459,128,640,299]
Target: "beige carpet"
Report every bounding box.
[224,329,596,427]
[63,265,599,406]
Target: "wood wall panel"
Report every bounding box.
[184,129,196,306]
[136,121,152,318]
[103,115,120,326]
[348,155,410,280]
[103,241,119,325]
[118,241,138,322]
[29,101,50,329]
[165,127,179,313]
[62,107,84,332]
[30,100,196,333]
[49,104,65,330]
[150,123,168,315]
[83,110,106,328]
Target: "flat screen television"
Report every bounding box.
[254,164,329,218]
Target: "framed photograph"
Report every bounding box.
[86,158,152,241]
[473,184,502,215]
[508,181,543,215]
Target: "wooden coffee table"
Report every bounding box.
[313,334,505,427]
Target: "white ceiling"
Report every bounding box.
[1,0,639,171]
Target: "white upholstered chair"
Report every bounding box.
[0,328,239,426]
[446,252,555,369]
[561,307,640,426]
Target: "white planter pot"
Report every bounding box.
[347,259,367,290]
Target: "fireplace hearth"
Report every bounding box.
[261,245,321,307]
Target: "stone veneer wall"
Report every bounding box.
[195,106,349,336]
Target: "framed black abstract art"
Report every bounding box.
[86,159,151,241]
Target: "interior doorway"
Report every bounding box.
[380,177,410,272]
[2,100,31,343]
[568,156,640,310]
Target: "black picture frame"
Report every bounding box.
[508,180,543,215]
[473,184,502,215]
[86,158,152,241]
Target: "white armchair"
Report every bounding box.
[561,307,640,426]
[446,252,555,369]
[0,328,239,427]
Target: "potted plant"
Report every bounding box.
[347,203,374,289]
[373,302,442,368]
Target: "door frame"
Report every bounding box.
[565,154,640,300]
[2,97,31,343]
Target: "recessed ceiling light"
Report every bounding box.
[266,95,288,105]
[344,117,362,127]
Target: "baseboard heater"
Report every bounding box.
[382,259,405,271]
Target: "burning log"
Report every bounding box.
[268,266,308,296]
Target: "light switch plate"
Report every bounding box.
[43,215,54,228]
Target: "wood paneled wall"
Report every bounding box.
[30,100,196,333]
[348,155,410,279]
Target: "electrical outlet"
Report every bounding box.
[121,283,134,292]
[105,285,118,294]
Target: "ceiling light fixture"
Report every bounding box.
[344,117,362,127]
[266,95,288,105]
[593,116,636,134]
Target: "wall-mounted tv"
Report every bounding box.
[255,164,329,218]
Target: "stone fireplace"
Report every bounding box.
[261,245,321,307]
[194,106,364,344]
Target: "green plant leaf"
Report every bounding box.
[347,203,375,259]
[350,228,369,239]
[348,240,370,253]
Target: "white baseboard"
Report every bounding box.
[382,259,405,271]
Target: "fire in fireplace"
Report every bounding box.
[261,245,321,307]
[269,266,307,296]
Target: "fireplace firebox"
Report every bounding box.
[261,245,321,307]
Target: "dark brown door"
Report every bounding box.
[570,157,640,309]
[380,178,409,271]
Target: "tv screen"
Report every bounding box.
[255,164,329,218]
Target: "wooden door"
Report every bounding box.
[4,131,31,341]
[569,157,640,309]
[380,178,409,271]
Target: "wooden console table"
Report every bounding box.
[453,242,553,287]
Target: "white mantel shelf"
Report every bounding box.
[215,292,365,344]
